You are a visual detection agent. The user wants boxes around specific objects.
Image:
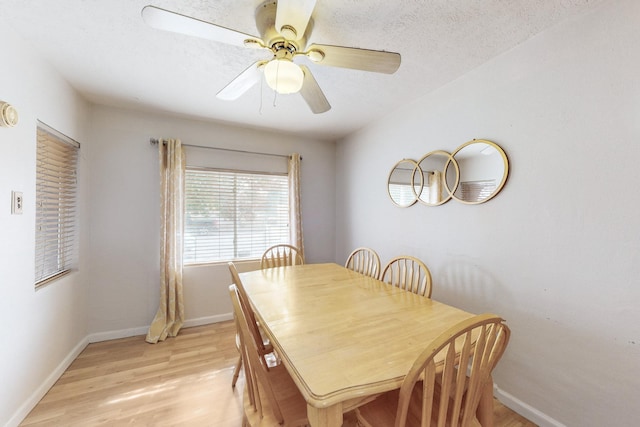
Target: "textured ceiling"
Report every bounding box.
[1,0,601,140]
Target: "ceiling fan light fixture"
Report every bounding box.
[264,59,304,94]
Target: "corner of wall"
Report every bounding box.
[494,385,566,427]
[5,336,89,427]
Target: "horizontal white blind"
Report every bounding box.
[35,125,79,285]
[460,179,497,202]
[184,168,289,264]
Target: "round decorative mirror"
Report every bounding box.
[444,139,509,204]
[388,159,422,207]
[413,150,459,206]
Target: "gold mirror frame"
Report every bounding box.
[412,150,459,206]
[388,159,422,208]
[444,139,509,205]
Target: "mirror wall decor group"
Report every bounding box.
[388,139,509,207]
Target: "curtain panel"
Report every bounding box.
[146,139,186,344]
[288,153,304,258]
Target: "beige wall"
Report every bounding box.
[0,19,91,427]
[0,35,337,424]
[335,1,640,426]
[85,106,337,337]
[4,0,639,426]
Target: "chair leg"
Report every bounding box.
[232,354,243,388]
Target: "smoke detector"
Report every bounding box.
[0,102,18,127]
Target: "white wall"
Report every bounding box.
[0,24,335,425]
[86,106,336,337]
[0,21,91,427]
[4,0,638,425]
[336,1,640,426]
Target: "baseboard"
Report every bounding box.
[86,313,234,343]
[494,384,566,427]
[5,336,89,427]
[7,314,236,426]
[183,313,233,328]
[87,325,150,343]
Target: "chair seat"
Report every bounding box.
[356,385,483,427]
[356,389,400,427]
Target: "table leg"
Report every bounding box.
[307,402,343,427]
[477,376,494,427]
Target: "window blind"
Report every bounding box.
[460,179,496,202]
[35,124,79,285]
[184,168,289,264]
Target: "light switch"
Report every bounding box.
[11,191,23,214]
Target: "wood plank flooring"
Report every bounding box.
[20,321,537,426]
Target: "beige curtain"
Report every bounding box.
[429,170,443,204]
[146,139,186,344]
[288,153,304,258]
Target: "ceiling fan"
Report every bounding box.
[141,0,401,114]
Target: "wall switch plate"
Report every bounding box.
[11,191,23,214]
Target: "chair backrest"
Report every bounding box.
[229,284,284,423]
[261,244,305,269]
[395,314,511,427]
[228,262,269,355]
[345,247,381,279]
[381,256,433,297]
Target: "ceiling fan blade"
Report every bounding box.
[142,5,261,48]
[216,62,264,100]
[299,65,330,114]
[305,44,401,74]
[275,0,317,40]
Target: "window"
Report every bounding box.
[35,123,80,286]
[184,168,289,264]
[460,179,497,202]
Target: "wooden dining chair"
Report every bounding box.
[381,255,433,298]
[229,284,309,427]
[228,262,278,389]
[231,331,243,388]
[260,244,304,269]
[356,314,511,427]
[345,247,381,279]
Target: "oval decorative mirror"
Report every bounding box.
[444,139,509,204]
[388,159,422,207]
[413,150,459,206]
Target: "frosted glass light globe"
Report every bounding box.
[264,59,304,94]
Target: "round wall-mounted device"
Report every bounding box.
[0,102,19,127]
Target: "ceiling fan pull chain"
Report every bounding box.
[272,61,280,107]
[259,74,264,115]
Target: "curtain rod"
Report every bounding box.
[149,138,300,160]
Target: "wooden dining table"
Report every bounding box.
[239,263,494,427]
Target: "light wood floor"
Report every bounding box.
[20,321,537,426]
